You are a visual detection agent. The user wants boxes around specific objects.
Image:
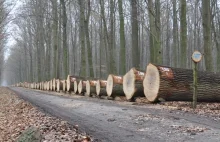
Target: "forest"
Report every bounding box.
[0,0,219,85]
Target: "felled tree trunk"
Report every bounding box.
[56,79,63,92]
[66,75,77,92]
[61,80,66,92]
[143,63,220,102]
[52,78,56,91]
[49,80,53,91]
[86,80,97,96]
[123,68,145,100]
[106,74,125,98]
[78,80,87,94]
[96,80,107,96]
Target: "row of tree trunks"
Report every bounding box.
[143,63,220,102]
[106,74,124,98]
[123,68,145,100]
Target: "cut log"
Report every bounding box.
[62,80,67,92]
[47,81,50,91]
[143,63,220,102]
[49,80,53,91]
[86,80,97,96]
[96,80,107,96]
[78,80,87,94]
[66,75,77,92]
[52,78,56,91]
[123,68,145,100]
[56,79,63,92]
[74,80,78,94]
[106,74,125,98]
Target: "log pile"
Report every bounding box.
[13,63,220,103]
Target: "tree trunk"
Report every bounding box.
[106,74,124,97]
[96,80,107,96]
[118,0,126,75]
[180,0,187,68]
[131,0,139,68]
[202,0,212,71]
[123,68,145,100]
[143,63,220,102]
[172,0,178,67]
[86,80,97,96]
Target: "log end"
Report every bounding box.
[56,79,60,92]
[66,75,71,92]
[143,64,160,102]
[96,80,101,96]
[86,80,90,96]
[123,69,136,100]
[74,81,78,93]
[52,78,56,91]
[106,75,114,97]
[78,80,82,94]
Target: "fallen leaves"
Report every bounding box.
[0,87,92,142]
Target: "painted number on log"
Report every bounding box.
[159,67,174,79]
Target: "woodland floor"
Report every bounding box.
[0,87,91,142]
[7,87,220,142]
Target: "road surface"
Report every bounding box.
[9,87,220,142]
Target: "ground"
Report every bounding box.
[1,87,220,142]
[0,87,90,142]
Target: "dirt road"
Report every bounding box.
[10,87,220,142]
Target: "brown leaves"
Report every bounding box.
[0,87,92,142]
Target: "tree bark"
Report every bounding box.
[143,63,220,102]
[123,68,145,100]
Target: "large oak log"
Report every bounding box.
[106,74,125,98]
[78,80,87,94]
[86,80,97,96]
[143,63,220,102]
[66,75,77,92]
[96,80,107,96]
[123,68,145,100]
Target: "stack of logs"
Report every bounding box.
[13,63,220,103]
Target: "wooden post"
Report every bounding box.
[192,51,202,109]
[193,62,198,108]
